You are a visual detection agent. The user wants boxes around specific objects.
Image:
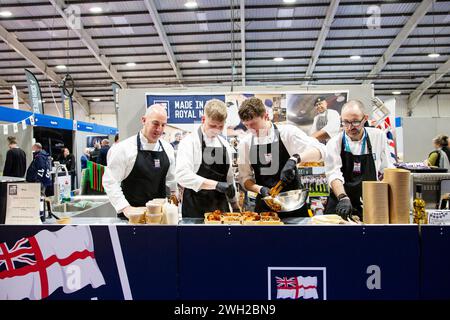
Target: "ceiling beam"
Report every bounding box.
[363,0,435,84]
[49,0,127,89]
[240,0,246,86]
[0,23,90,115]
[304,0,340,85]
[143,0,183,84]
[407,57,450,113]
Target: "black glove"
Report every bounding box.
[336,197,353,220]
[260,186,270,198]
[280,159,297,183]
[216,182,235,199]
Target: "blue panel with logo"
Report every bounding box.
[178,226,420,300]
[146,94,225,124]
[420,225,450,300]
[34,113,74,130]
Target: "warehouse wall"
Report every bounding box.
[393,95,450,118]
[118,84,374,140]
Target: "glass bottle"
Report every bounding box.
[413,184,427,225]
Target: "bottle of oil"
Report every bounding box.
[413,184,427,224]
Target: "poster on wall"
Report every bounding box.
[286,92,348,134]
[86,135,108,148]
[146,94,225,124]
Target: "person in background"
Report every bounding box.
[237,97,325,217]
[425,135,450,169]
[99,139,110,166]
[80,148,90,170]
[3,136,26,177]
[114,133,119,144]
[103,104,177,219]
[170,132,182,151]
[176,99,239,218]
[90,142,101,163]
[26,143,52,193]
[309,96,341,144]
[325,100,395,220]
[60,147,76,190]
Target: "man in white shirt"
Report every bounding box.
[103,104,176,219]
[325,100,395,219]
[237,97,325,217]
[176,99,239,218]
[309,97,341,144]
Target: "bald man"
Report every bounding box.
[324,100,395,220]
[103,104,176,219]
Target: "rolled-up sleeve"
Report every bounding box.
[237,137,254,189]
[286,125,326,161]
[163,142,177,193]
[175,136,206,192]
[325,134,345,187]
[102,145,132,213]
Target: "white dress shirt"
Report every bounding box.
[238,123,326,187]
[175,126,237,202]
[325,127,395,187]
[309,109,341,138]
[103,132,176,213]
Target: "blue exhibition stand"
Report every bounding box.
[0,224,447,300]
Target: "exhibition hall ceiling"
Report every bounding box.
[0,0,449,113]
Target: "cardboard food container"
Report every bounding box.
[145,213,163,224]
[127,207,147,224]
[221,216,241,224]
[204,212,222,224]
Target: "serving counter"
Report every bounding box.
[0,218,449,300]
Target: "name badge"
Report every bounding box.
[264,153,272,163]
[372,153,377,161]
[353,161,361,174]
[154,159,160,168]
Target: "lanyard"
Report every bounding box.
[343,129,367,154]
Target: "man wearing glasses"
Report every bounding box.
[309,96,341,144]
[324,100,395,220]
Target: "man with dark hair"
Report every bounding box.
[3,136,26,177]
[237,97,325,217]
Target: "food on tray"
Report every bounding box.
[299,162,324,167]
[260,212,279,218]
[205,210,222,221]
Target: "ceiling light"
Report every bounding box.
[283,0,297,3]
[89,7,103,14]
[273,57,284,62]
[198,59,209,64]
[0,11,12,17]
[184,1,198,9]
[350,55,361,60]
[392,91,402,95]
[92,98,101,102]
[56,65,66,69]
[428,53,440,58]
[126,62,136,67]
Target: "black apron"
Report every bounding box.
[120,134,170,216]
[182,128,230,218]
[325,130,377,218]
[250,124,307,218]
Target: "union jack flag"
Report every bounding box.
[0,238,36,273]
[376,116,397,162]
[276,276,318,299]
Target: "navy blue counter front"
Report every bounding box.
[0,222,448,300]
